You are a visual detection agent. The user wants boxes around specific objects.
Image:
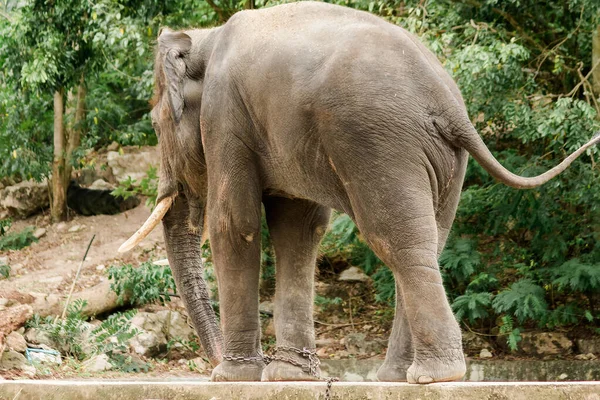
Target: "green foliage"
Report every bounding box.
[26,301,142,370]
[0,218,11,235]
[452,292,492,324]
[314,295,343,312]
[108,261,177,306]
[111,165,159,208]
[91,309,144,370]
[552,259,600,294]
[0,226,37,251]
[440,238,481,284]
[27,299,90,360]
[0,264,9,280]
[492,280,548,324]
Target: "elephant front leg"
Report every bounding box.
[261,197,331,381]
[208,170,265,382]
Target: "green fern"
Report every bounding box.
[108,262,177,306]
[440,238,481,283]
[492,279,548,324]
[452,291,492,324]
[552,259,600,294]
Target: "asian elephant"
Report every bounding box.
[119,1,599,384]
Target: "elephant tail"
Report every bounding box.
[454,123,600,189]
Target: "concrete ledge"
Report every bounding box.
[1,380,600,400]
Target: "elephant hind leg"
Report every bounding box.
[347,177,465,384]
[261,197,331,381]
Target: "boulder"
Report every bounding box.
[24,328,55,349]
[129,330,162,357]
[0,350,36,376]
[479,348,493,359]
[0,180,49,219]
[89,179,115,191]
[344,332,384,355]
[82,354,113,372]
[576,337,600,355]
[187,356,209,373]
[28,346,62,366]
[5,331,27,353]
[129,310,197,359]
[338,266,370,283]
[107,147,158,182]
[33,228,47,239]
[462,331,494,356]
[519,332,573,356]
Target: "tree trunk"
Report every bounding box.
[51,88,67,223]
[593,24,600,100]
[64,74,86,188]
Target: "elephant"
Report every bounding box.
[119,1,599,384]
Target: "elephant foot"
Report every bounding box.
[211,359,265,382]
[406,351,466,384]
[376,359,412,382]
[261,360,321,381]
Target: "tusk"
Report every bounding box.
[118,197,174,253]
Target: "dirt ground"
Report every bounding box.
[0,203,165,297]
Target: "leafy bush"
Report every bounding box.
[111,165,158,208]
[26,300,142,369]
[108,261,177,306]
[0,226,37,251]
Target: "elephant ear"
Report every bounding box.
[158,29,192,124]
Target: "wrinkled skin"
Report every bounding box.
[149,2,599,384]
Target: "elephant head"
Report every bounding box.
[119,28,224,366]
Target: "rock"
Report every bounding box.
[462,331,493,356]
[315,338,337,347]
[107,147,159,182]
[28,346,62,366]
[0,257,8,266]
[576,338,600,355]
[107,142,120,152]
[574,353,597,360]
[96,264,106,271]
[0,350,36,376]
[259,301,274,315]
[519,332,573,356]
[129,311,197,358]
[344,333,384,355]
[338,266,370,283]
[0,304,34,347]
[55,222,67,232]
[130,330,162,357]
[158,310,195,341]
[33,228,47,239]
[68,224,84,233]
[479,348,493,359]
[188,356,209,372]
[316,348,329,358]
[24,328,55,349]
[82,354,113,372]
[0,180,49,219]
[6,331,27,353]
[89,179,115,191]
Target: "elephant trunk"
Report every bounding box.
[162,195,224,367]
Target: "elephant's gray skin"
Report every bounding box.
[145,1,599,384]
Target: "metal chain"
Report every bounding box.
[222,346,339,400]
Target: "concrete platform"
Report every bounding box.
[1,380,599,400]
